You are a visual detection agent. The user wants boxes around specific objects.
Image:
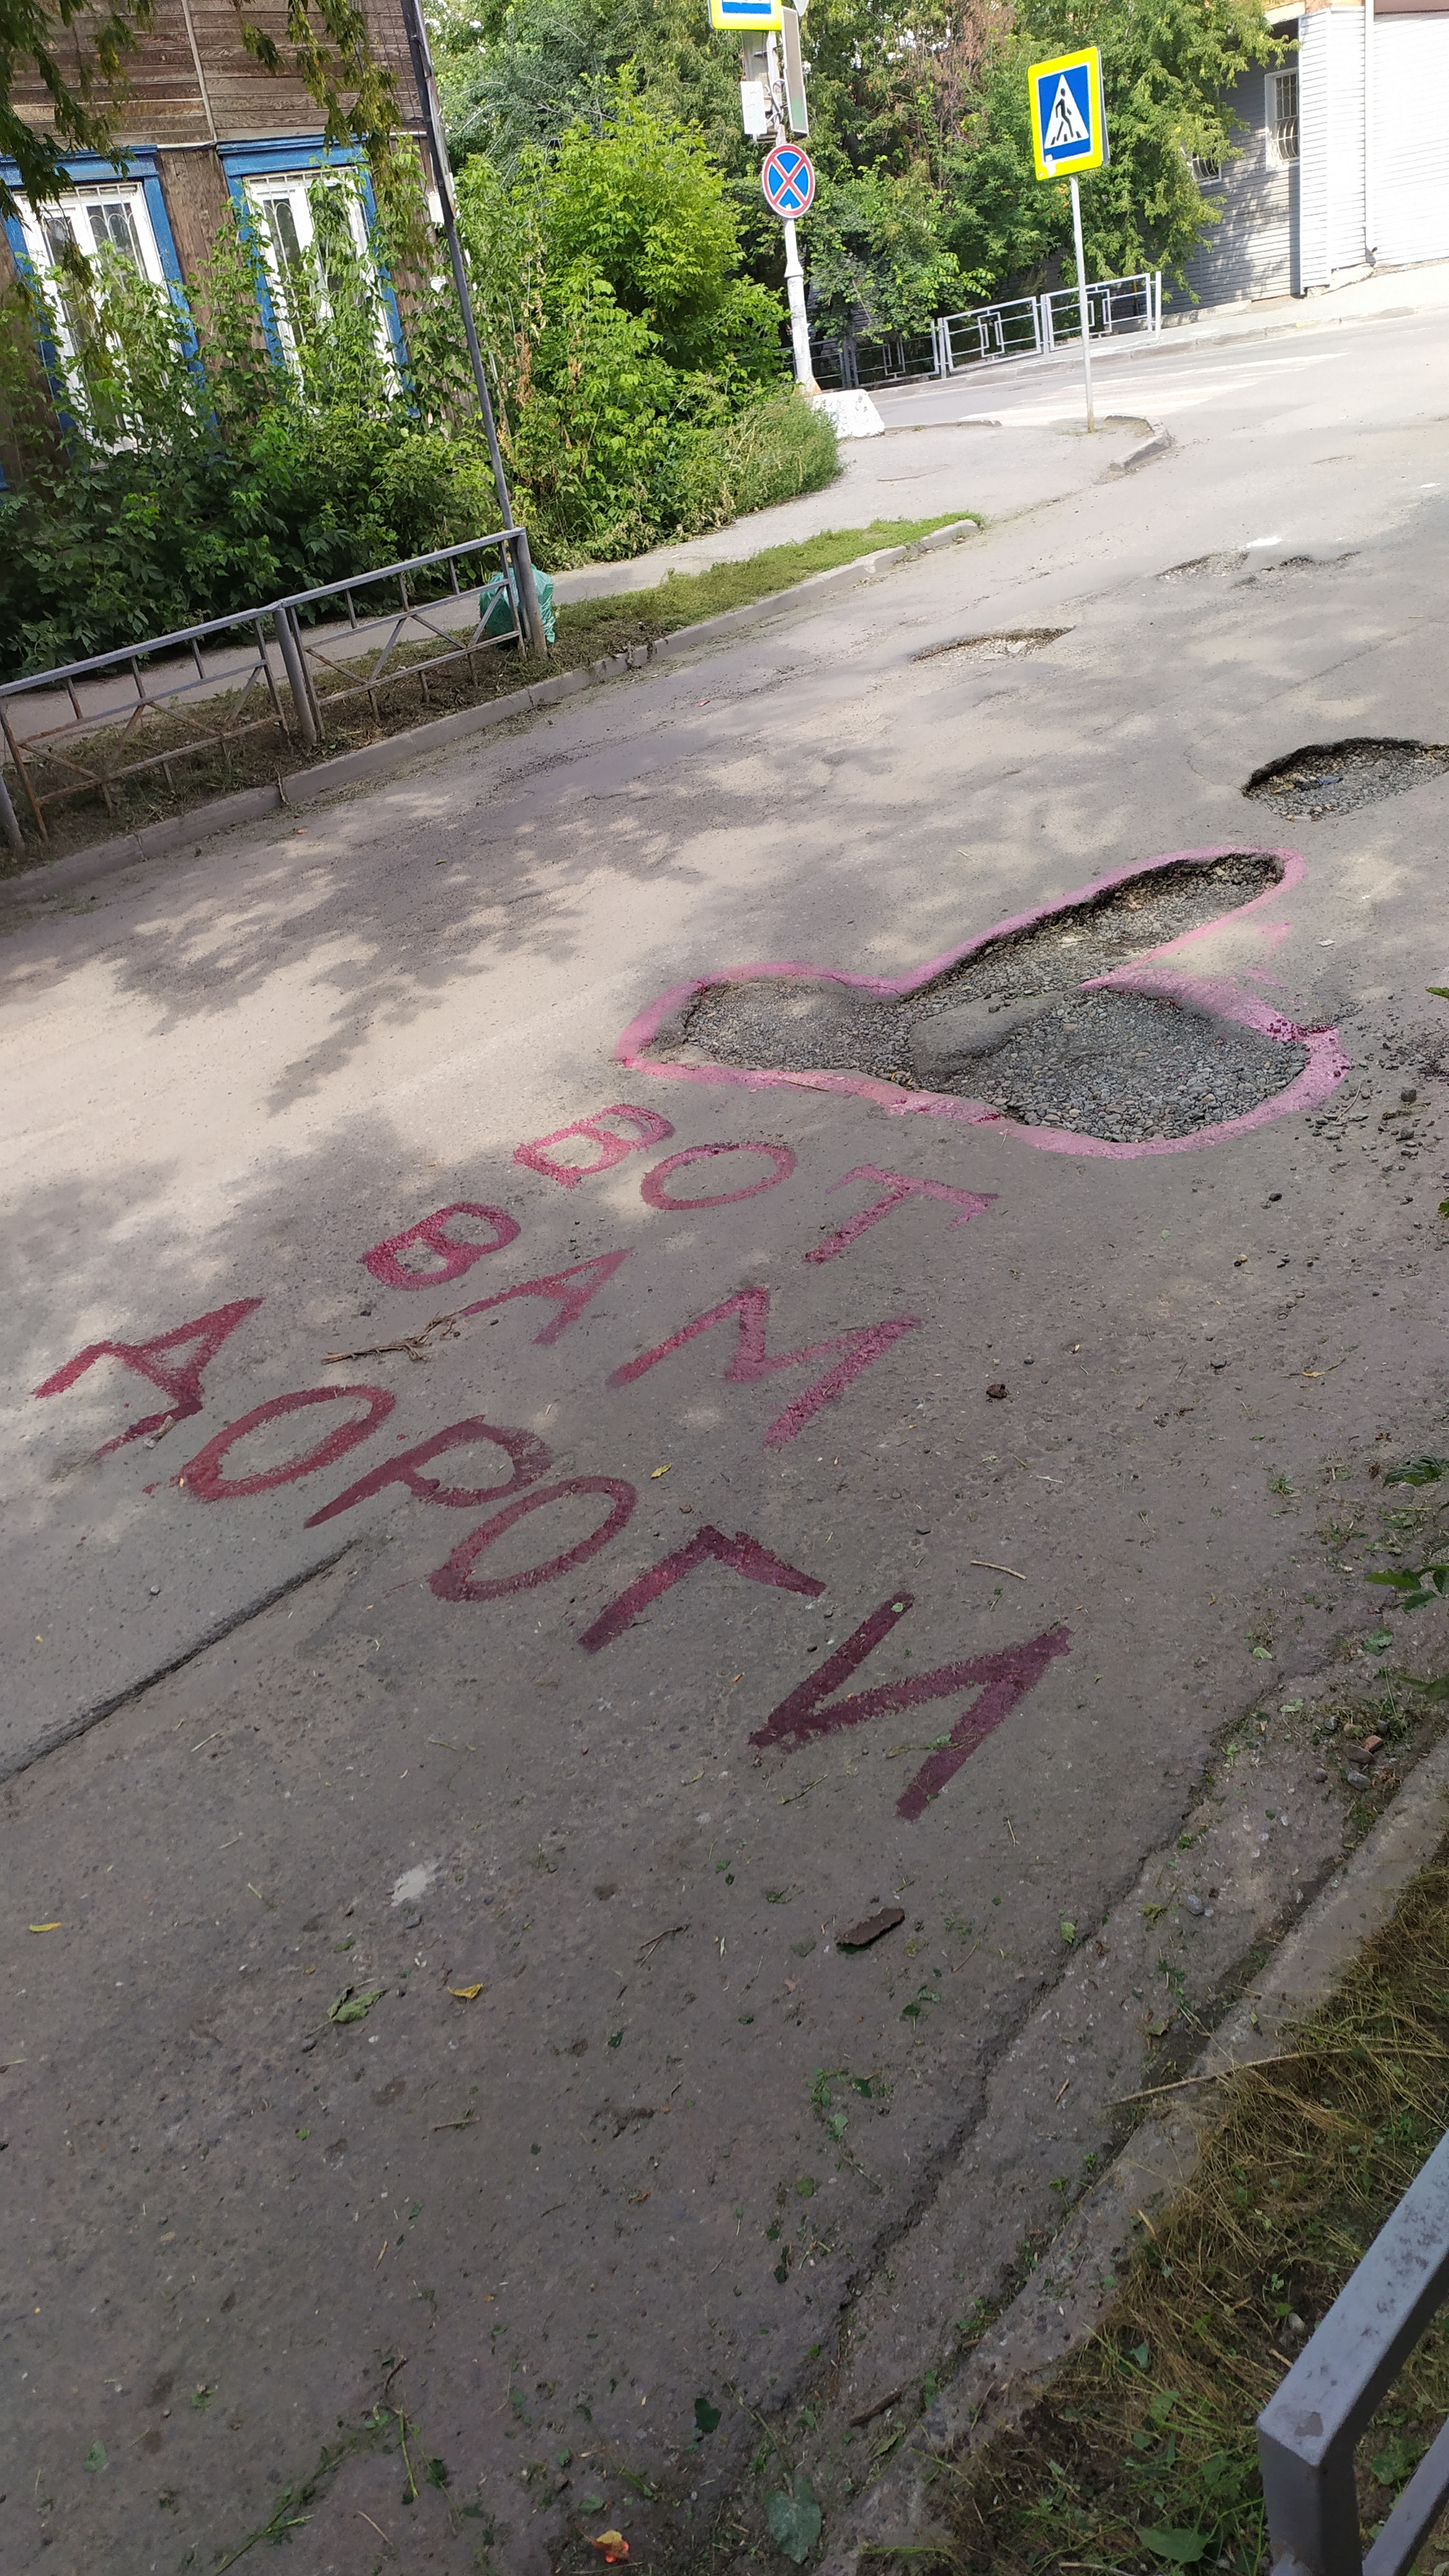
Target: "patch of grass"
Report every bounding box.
[554,514,977,652]
[1,514,977,875]
[923,1853,1449,2574]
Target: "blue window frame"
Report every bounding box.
[217,135,406,372]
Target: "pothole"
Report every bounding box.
[647,852,1310,1143]
[912,628,1068,664]
[1160,550,1249,581]
[1159,551,1353,584]
[1245,737,1449,820]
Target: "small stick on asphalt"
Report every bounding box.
[432,2110,476,2132]
[396,2408,418,2502]
[323,1311,459,1363]
[357,2511,392,2543]
[971,1559,1027,1581]
[637,1922,689,1962]
[381,2353,408,2398]
[1054,2077,1070,2104]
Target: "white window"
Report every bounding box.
[245,171,379,360]
[1266,69,1299,164]
[14,180,166,360]
[1191,153,1224,187]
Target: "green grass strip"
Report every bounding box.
[910,1843,1449,2575]
[553,514,979,658]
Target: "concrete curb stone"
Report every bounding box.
[0,518,982,911]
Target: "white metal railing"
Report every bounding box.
[932,294,1044,374]
[930,271,1160,378]
[1039,270,1162,351]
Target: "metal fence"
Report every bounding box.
[933,294,1045,374]
[1258,2124,1449,2573]
[0,526,531,855]
[809,270,1161,394]
[1040,268,1162,350]
[810,326,937,391]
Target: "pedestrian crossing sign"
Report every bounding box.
[708,0,783,28]
[1028,47,1107,180]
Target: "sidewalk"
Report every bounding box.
[548,415,1145,603]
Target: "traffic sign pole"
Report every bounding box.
[1026,45,1107,439]
[1069,175,1095,433]
[782,216,816,392]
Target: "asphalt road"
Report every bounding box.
[4,298,1449,2576]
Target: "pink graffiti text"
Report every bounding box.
[806,1165,995,1265]
[640,1141,795,1211]
[579,1524,822,1653]
[751,1596,1071,1818]
[175,1385,396,1501]
[514,1104,674,1189]
[458,1250,630,1346]
[609,1286,920,1449]
[305,1416,553,1527]
[430,1477,637,1602]
[362,1203,519,1290]
[33,1298,263,1454]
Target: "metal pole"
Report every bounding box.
[782,218,817,393]
[396,0,547,657]
[1069,175,1095,431]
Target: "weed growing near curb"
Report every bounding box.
[917,1853,1449,2573]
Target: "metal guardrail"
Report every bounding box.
[809,271,1160,396]
[933,294,1044,373]
[0,526,532,853]
[1039,268,1162,350]
[1258,2126,1449,2574]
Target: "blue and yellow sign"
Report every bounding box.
[1027,47,1107,181]
[708,0,783,27]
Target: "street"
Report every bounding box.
[3,292,1449,2576]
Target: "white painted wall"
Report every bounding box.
[1299,5,1367,289]
[1176,62,1298,306]
[1372,14,1449,265]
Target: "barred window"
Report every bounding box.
[1267,69,1299,163]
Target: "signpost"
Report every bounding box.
[715,1,816,393]
[1027,44,1107,432]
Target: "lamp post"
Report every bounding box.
[396,0,548,657]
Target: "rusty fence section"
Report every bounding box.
[0,526,529,855]
[1258,2124,1449,2573]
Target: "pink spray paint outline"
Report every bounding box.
[613,844,1349,1161]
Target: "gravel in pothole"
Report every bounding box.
[1159,551,1353,584]
[913,627,1068,663]
[1245,737,1449,820]
[956,988,1307,1140]
[652,853,1304,1140]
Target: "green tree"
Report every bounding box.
[945,0,1282,291]
[807,164,979,342]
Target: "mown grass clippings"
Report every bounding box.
[916,1854,1449,2575]
[210,2405,395,2572]
[1,514,977,873]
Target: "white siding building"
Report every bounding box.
[1175,0,1449,308]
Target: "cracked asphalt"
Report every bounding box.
[4,297,1449,2576]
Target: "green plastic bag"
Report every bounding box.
[478,563,555,645]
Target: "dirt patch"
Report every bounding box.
[1245,736,1449,821]
[652,853,1305,1143]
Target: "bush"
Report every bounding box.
[712,390,838,525]
[0,96,823,674]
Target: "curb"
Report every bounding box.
[1112,417,1172,473]
[818,1723,1449,2576]
[0,519,981,910]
